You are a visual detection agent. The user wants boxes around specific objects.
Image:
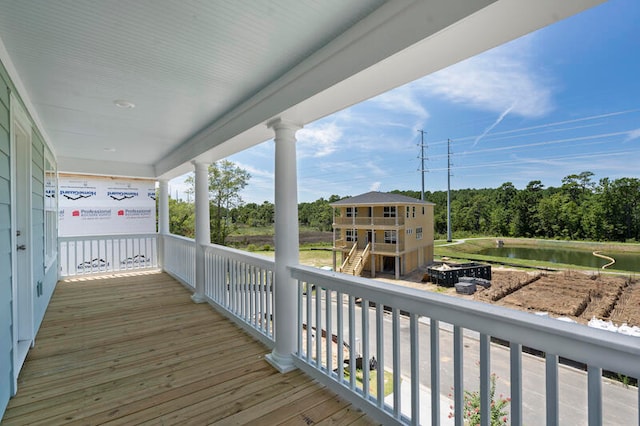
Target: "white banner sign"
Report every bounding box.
[59,174,156,236]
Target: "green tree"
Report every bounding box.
[186,160,251,245]
[597,177,640,241]
[512,180,543,237]
[168,198,195,238]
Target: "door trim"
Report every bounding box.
[9,93,33,394]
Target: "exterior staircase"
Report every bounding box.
[339,244,370,276]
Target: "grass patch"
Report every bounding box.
[251,247,334,269]
[343,368,395,397]
[231,225,324,236]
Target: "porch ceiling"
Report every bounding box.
[0,0,602,179]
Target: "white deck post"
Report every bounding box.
[266,118,301,373]
[158,179,169,269]
[192,160,210,303]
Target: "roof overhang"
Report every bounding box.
[0,0,604,179]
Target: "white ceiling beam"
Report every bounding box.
[155,0,603,179]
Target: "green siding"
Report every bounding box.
[0,128,8,157]
[32,149,43,175]
[0,63,9,107]
[0,178,9,203]
[0,39,60,423]
[0,107,7,136]
[0,61,11,417]
[0,205,9,229]
[0,151,8,180]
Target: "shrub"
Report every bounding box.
[449,374,510,425]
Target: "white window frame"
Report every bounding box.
[416,227,423,240]
[346,229,357,242]
[384,230,397,244]
[44,148,57,270]
[383,206,396,218]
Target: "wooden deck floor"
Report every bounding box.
[3,271,376,425]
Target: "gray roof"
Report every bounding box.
[331,191,435,206]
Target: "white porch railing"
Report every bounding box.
[59,234,158,277]
[163,234,196,288]
[98,234,639,425]
[163,235,275,346]
[203,244,275,346]
[290,264,640,426]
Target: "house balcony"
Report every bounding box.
[334,217,406,227]
[7,233,639,425]
[334,240,404,255]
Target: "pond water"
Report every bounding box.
[479,246,640,272]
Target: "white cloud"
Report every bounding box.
[297,122,343,158]
[369,181,382,192]
[624,128,640,142]
[370,85,429,122]
[417,37,553,118]
[232,161,273,180]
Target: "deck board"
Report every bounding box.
[3,271,377,425]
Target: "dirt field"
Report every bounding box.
[382,268,639,327]
[231,232,640,327]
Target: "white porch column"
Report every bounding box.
[192,161,210,304]
[158,179,170,269]
[266,118,301,373]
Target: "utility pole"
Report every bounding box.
[417,130,427,201]
[447,138,453,242]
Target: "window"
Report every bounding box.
[406,228,413,235]
[384,230,397,244]
[346,207,357,217]
[383,206,396,218]
[416,227,423,240]
[422,206,425,215]
[44,148,57,269]
[412,206,416,218]
[346,229,357,242]
[406,206,409,218]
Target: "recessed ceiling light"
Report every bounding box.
[104,147,116,152]
[114,99,135,109]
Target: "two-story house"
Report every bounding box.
[332,191,434,279]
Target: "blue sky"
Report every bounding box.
[170,0,640,204]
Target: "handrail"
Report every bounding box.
[203,242,275,270]
[291,264,640,425]
[353,243,370,276]
[163,234,196,287]
[339,242,357,272]
[202,243,276,346]
[291,264,640,377]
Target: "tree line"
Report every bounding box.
[396,171,640,242]
[167,165,640,244]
